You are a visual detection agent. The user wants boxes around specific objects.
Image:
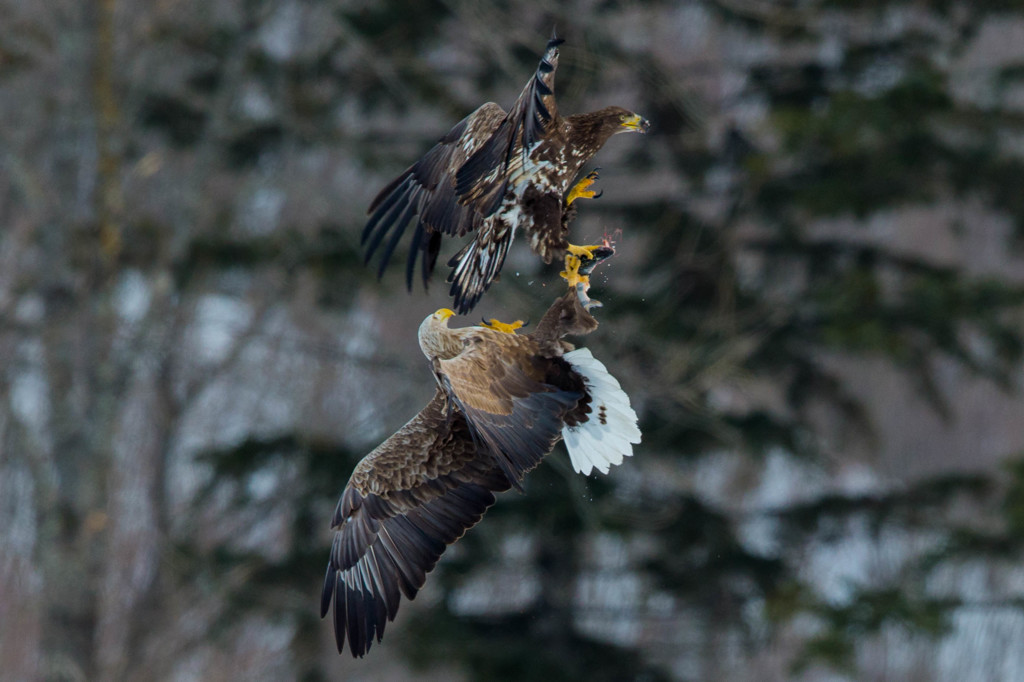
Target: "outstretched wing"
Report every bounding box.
[454,33,563,213]
[321,391,510,657]
[362,103,506,291]
[437,328,583,486]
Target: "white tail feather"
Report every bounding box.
[561,348,641,475]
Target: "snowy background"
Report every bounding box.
[4,1,1024,680]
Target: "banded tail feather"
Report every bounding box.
[446,224,516,314]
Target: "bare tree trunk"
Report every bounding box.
[0,413,43,682]
[93,354,168,681]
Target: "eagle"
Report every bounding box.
[362,32,649,313]
[320,250,641,657]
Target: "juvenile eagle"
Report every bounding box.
[321,253,641,657]
[362,33,649,313]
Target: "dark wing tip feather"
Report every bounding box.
[405,220,424,292]
[362,176,414,266]
[446,278,484,316]
[331,574,347,653]
[547,26,564,49]
[364,110,490,290]
[344,582,377,657]
[323,430,507,655]
[445,226,514,314]
[423,231,442,289]
[321,564,336,619]
[364,173,449,291]
[376,197,418,280]
[447,280,487,316]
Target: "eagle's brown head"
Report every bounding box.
[607,106,650,135]
[566,106,650,160]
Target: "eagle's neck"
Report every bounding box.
[564,109,623,163]
[418,320,464,361]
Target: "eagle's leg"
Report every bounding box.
[560,243,605,287]
[565,169,602,205]
[563,245,615,311]
[479,318,525,334]
[560,254,589,290]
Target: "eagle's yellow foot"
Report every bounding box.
[565,244,616,311]
[480,318,525,334]
[560,254,591,290]
[565,169,602,206]
[566,243,605,261]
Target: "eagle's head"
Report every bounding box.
[609,107,650,135]
[570,106,650,154]
[431,308,456,323]
[418,308,459,360]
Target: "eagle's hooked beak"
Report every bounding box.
[621,113,650,134]
[434,308,455,322]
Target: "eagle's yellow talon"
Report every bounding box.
[573,274,592,289]
[566,243,602,260]
[566,169,601,206]
[560,254,591,289]
[480,318,525,334]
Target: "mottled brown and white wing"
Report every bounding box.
[439,35,564,313]
[454,34,563,213]
[320,390,511,657]
[362,102,507,290]
[437,328,584,486]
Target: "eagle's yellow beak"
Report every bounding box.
[621,113,650,133]
[434,308,455,321]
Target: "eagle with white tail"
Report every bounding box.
[321,248,640,657]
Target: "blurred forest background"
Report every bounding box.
[5,0,1024,680]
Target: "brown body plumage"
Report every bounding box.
[361,33,648,313]
[321,290,607,658]
[418,302,601,487]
